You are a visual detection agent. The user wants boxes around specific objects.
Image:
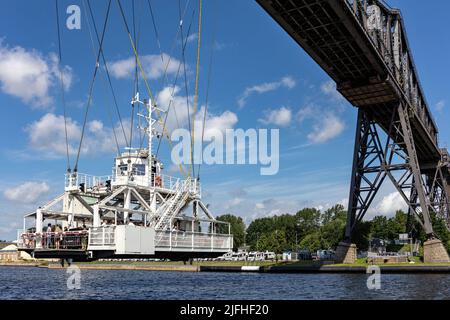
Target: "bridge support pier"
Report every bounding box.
[423,239,450,264]
[342,105,450,263]
[335,242,357,264]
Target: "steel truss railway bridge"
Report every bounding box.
[257,0,450,263]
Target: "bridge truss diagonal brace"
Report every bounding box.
[345,108,387,239]
[344,103,442,240]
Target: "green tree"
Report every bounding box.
[295,208,321,236]
[255,230,288,253]
[321,204,346,225]
[390,210,407,235]
[370,216,390,240]
[352,221,372,250]
[299,232,322,252]
[273,214,298,250]
[431,213,450,251]
[246,217,276,250]
[216,214,246,251]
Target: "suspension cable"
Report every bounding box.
[85,0,129,149]
[117,0,155,102]
[178,0,193,177]
[153,0,191,105]
[142,0,171,155]
[190,0,203,178]
[117,0,187,177]
[156,7,196,158]
[55,0,71,172]
[198,0,218,180]
[147,0,164,66]
[74,0,111,172]
[85,0,122,155]
[129,0,139,158]
[151,0,191,143]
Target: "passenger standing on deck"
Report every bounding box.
[63,227,68,249]
[81,221,88,250]
[46,223,52,249]
[55,225,62,250]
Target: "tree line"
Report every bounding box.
[217,204,450,254]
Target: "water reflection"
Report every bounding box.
[1,267,450,300]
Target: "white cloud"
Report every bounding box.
[186,34,198,43]
[281,76,296,89]
[227,197,244,208]
[26,113,81,157]
[0,41,73,108]
[296,105,316,122]
[156,85,238,138]
[338,198,349,210]
[199,110,238,140]
[237,76,296,108]
[4,182,50,204]
[259,107,292,127]
[375,192,407,216]
[108,53,182,80]
[255,202,265,210]
[25,113,129,158]
[24,84,239,159]
[307,114,345,144]
[321,80,344,101]
[436,100,445,112]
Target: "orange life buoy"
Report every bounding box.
[155,175,162,187]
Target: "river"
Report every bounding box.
[1,267,450,299]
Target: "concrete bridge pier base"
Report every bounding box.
[335,242,357,264]
[423,239,450,264]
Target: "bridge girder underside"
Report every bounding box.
[256,0,450,236]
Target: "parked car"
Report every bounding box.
[264,251,276,261]
[316,250,335,260]
[231,252,247,261]
[297,250,312,260]
[247,251,264,261]
[215,251,233,261]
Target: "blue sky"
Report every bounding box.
[0,0,449,240]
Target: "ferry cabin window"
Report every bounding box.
[118,164,128,175]
[132,164,146,176]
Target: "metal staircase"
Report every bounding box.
[154,178,192,231]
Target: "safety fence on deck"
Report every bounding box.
[88,227,116,248]
[155,230,232,251]
[18,231,88,250]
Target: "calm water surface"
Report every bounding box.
[1,267,450,299]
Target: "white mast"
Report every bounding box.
[135,93,165,170]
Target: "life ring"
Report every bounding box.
[155,175,162,187]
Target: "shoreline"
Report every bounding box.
[4,261,450,273]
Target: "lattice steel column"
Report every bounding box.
[344,108,386,240]
[397,103,434,235]
[344,103,442,241]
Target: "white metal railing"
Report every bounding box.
[150,173,180,190]
[16,229,25,248]
[18,231,89,250]
[110,168,200,192]
[367,251,412,258]
[88,227,116,247]
[149,174,200,195]
[155,230,232,251]
[154,179,190,231]
[65,173,111,192]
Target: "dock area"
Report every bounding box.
[5,260,450,274]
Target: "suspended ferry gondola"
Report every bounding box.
[16,0,233,261]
